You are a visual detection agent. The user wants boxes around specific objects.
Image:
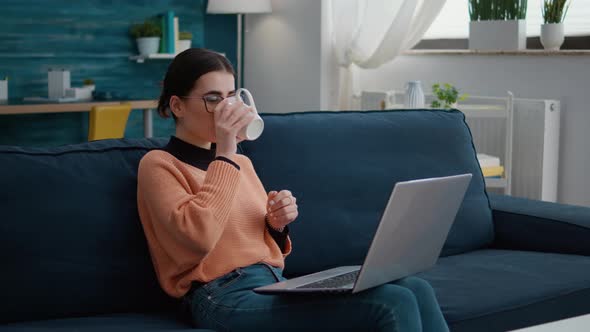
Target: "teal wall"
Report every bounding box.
[0,0,237,146]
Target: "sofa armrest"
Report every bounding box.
[490,193,590,256]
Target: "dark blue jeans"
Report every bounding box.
[182,263,449,332]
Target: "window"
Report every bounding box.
[422,0,590,40]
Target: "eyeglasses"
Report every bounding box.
[180,93,236,113]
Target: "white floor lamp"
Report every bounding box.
[206,0,272,89]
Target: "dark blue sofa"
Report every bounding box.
[1,109,589,331]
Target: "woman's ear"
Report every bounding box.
[169,95,185,119]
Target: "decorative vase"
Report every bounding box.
[177,40,192,53]
[404,81,425,109]
[469,20,527,50]
[136,37,160,56]
[541,23,564,51]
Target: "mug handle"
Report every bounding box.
[236,88,257,113]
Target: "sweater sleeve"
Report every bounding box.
[137,156,241,259]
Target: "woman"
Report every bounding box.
[137,48,449,332]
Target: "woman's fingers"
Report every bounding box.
[214,99,255,141]
[213,98,233,119]
[232,108,255,129]
[268,191,295,213]
[271,190,292,203]
[225,101,246,125]
[270,197,292,213]
[270,210,299,224]
[269,204,298,219]
[267,189,299,226]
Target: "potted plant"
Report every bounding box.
[130,19,162,56]
[177,31,193,53]
[431,83,469,109]
[468,0,528,50]
[541,0,570,51]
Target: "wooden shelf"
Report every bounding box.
[129,53,176,63]
[129,52,226,63]
[0,99,156,115]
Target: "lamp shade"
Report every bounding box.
[206,0,272,14]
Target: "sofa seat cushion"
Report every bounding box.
[418,249,590,332]
[0,312,212,332]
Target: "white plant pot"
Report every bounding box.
[136,37,160,56]
[177,40,192,53]
[469,20,526,50]
[541,23,564,51]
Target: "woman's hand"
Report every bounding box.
[267,190,298,231]
[214,97,256,160]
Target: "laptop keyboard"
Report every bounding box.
[296,270,360,289]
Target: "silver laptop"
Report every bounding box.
[254,173,472,294]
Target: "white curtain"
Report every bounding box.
[329,0,447,109]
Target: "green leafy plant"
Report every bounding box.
[469,0,528,21]
[431,83,469,109]
[83,78,94,86]
[130,19,162,39]
[179,31,193,40]
[542,0,570,24]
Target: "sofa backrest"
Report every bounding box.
[241,109,494,277]
[0,138,172,323]
[0,109,493,322]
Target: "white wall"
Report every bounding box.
[243,0,325,114]
[358,55,590,207]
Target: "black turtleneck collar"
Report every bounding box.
[162,136,241,171]
[163,136,218,170]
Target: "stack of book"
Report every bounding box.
[159,10,179,54]
[477,153,504,179]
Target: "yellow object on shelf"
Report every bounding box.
[88,103,132,141]
[481,165,504,177]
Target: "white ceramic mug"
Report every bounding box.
[227,88,264,141]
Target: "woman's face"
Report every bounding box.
[171,70,235,144]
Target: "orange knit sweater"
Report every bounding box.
[137,150,292,298]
